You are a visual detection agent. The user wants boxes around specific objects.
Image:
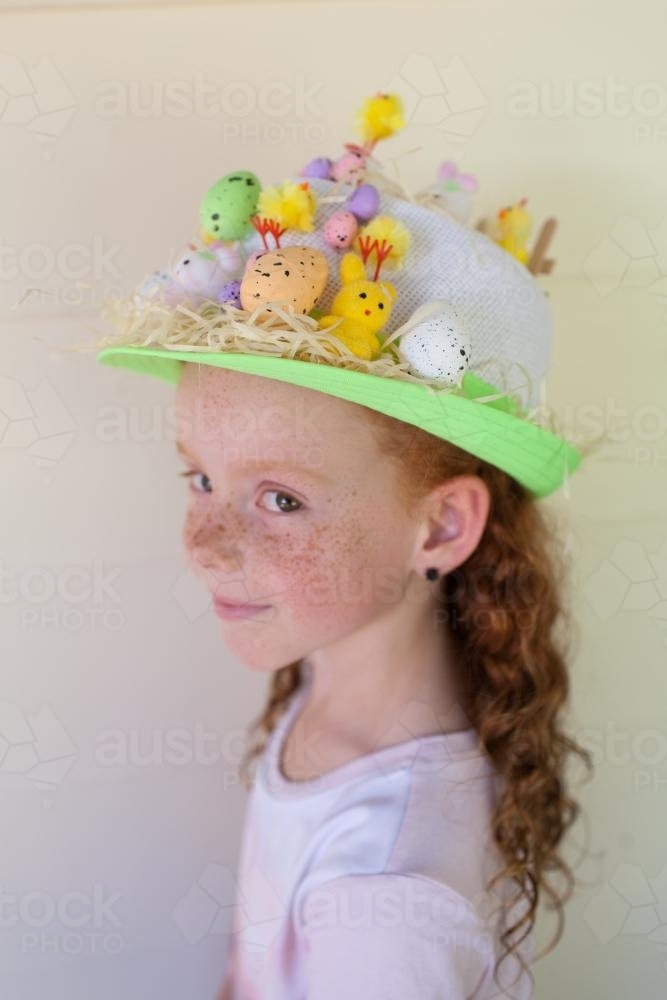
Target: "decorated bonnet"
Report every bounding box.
[96,91,581,498]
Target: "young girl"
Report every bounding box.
[96,92,592,999]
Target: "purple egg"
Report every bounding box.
[299,157,333,180]
[345,183,379,222]
[217,280,242,309]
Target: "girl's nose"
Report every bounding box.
[189,538,239,572]
[183,525,233,569]
[188,548,243,591]
[185,523,240,573]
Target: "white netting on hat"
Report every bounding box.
[226,176,553,410]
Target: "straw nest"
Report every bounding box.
[96,292,462,397]
[95,289,552,414]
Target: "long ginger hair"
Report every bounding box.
[239,405,593,993]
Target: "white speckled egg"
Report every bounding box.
[397,301,472,385]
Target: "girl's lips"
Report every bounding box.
[213,596,271,620]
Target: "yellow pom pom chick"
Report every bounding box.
[318,252,397,361]
[493,197,532,265]
[257,181,317,233]
[353,215,411,270]
[353,92,406,152]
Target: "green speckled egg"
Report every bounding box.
[200,171,262,242]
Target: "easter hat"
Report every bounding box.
[96,93,581,499]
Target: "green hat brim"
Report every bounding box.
[96,345,581,499]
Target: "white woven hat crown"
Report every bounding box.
[233,174,553,411]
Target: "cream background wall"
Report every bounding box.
[1,1,666,998]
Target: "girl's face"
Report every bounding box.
[175,364,421,672]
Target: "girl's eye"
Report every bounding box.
[179,470,212,493]
[261,489,302,514]
[179,473,302,513]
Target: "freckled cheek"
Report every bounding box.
[270,518,392,617]
[182,506,405,615]
[245,523,326,594]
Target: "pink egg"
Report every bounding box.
[323,210,358,250]
[330,150,366,183]
[345,183,379,222]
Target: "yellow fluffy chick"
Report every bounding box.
[353,93,406,150]
[354,216,411,270]
[318,252,397,361]
[493,198,532,265]
[257,181,317,232]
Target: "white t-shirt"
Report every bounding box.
[227,664,534,999]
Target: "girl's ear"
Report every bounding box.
[340,252,366,285]
[416,475,490,577]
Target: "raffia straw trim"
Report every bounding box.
[86,291,594,445]
[94,292,449,392]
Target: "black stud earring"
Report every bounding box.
[425,567,439,581]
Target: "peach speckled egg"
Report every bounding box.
[240,246,328,318]
[323,211,359,250]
